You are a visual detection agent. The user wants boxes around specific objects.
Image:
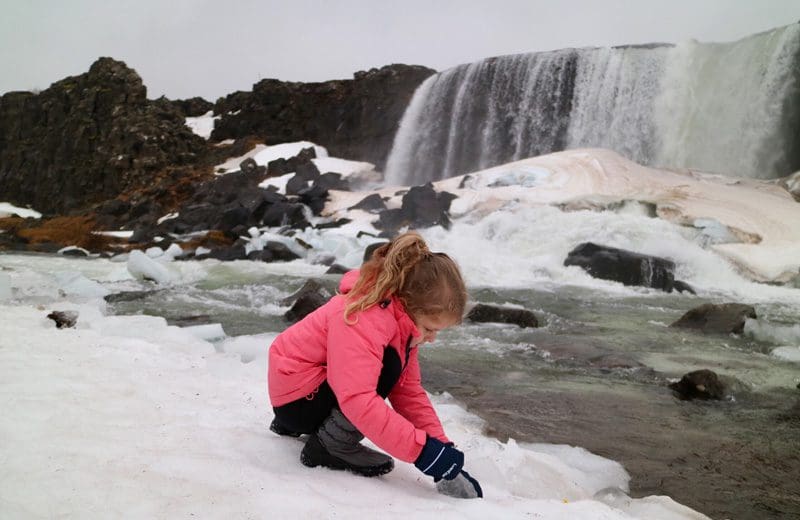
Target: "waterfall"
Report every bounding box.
[385,24,800,185]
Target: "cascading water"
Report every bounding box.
[385,23,800,185]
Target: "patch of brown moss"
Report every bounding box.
[182,230,235,251]
[0,216,26,234]
[15,215,119,251]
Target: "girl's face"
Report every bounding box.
[411,313,457,346]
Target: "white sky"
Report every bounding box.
[1,0,799,100]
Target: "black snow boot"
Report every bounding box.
[300,409,394,477]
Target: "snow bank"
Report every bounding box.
[0,256,709,519]
[214,141,329,174]
[0,201,42,219]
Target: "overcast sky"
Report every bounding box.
[2,0,799,100]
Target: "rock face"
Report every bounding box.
[0,58,206,214]
[670,303,757,334]
[564,242,694,293]
[211,64,436,169]
[466,303,539,328]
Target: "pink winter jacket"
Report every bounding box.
[268,270,450,463]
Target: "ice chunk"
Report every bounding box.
[181,323,225,342]
[126,250,175,284]
[772,346,800,362]
[162,243,184,261]
[145,247,164,258]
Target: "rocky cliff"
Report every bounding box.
[0,59,434,216]
[211,64,435,169]
[0,58,207,215]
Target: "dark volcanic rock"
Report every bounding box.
[349,193,387,213]
[261,202,309,229]
[0,57,206,214]
[211,64,436,169]
[564,242,690,293]
[466,303,539,328]
[670,303,757,334]
[669,369,728,400]
[199,244,247,261]
[282,278,337,323]
[247,241,301,263]
[325,264,349,275]
[104,289,164,303]
[172,96,214,117]
[363,241,389,262]
[285,291,329,323]
[47,310,78,329]
[376,183,457,233]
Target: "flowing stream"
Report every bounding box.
[105,265,800,519]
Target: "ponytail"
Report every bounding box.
[344,231,467,323]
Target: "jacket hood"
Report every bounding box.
[339,269,361,294]
[338,269,420,339]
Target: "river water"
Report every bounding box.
[103,262,800,520]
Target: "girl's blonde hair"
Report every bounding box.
[344,231,467,323]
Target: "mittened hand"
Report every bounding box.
[414,437,464,480]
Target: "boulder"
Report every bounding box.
[466,303,539,328]
[261,202,310,229]
[325,264,349,275]
[564,242,691,293]
[246,241,301,263]
[670,303,757,334]
[47,310,79,329]
[376,183,457,233]
[297,184,329,215]
[349,193,387,213]
[669,369,728,400]
[282,279,337,323]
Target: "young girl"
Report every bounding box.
[268,232,482,498]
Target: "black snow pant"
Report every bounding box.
[272,346,403,434]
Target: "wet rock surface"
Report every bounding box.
[564,242,694,293]
[466,303,539,328]
[670,303,757,334]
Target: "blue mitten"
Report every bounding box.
[414,437,464,480]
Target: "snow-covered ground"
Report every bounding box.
[0,254,708,519]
